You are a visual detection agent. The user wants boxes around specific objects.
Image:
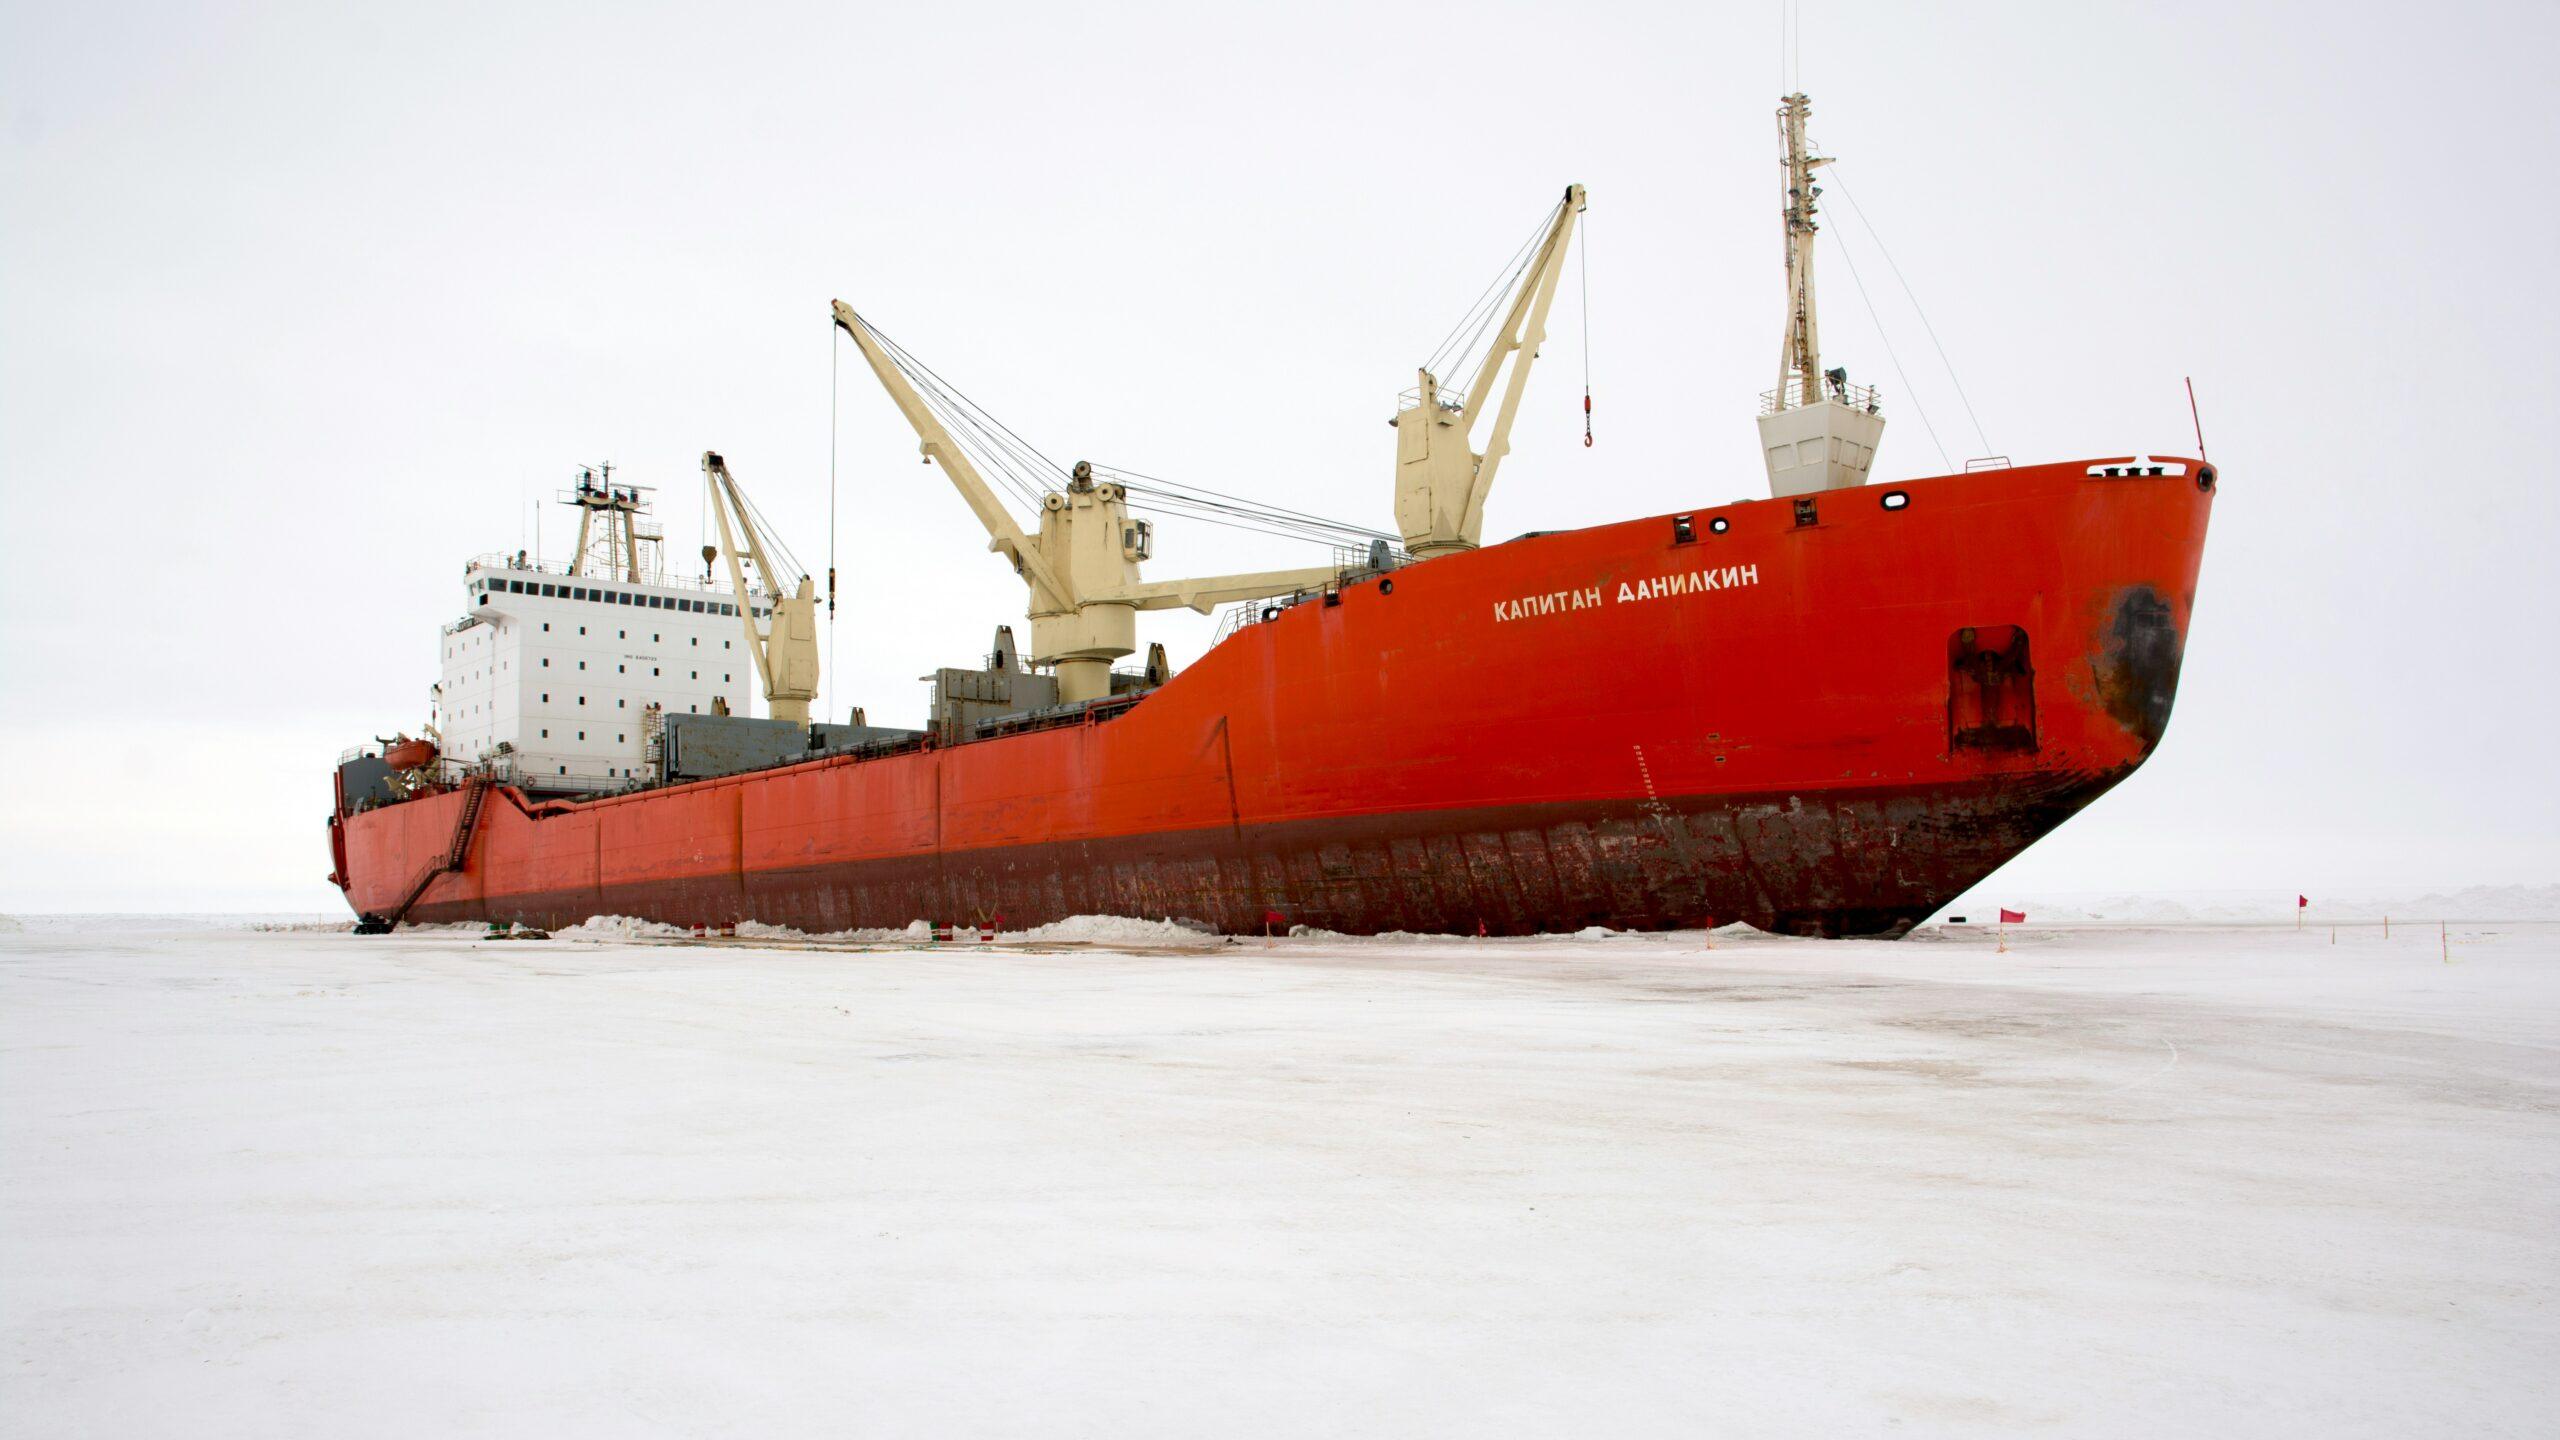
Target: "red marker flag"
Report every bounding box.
[2298,895,2309,909]
[1999,908,2026,925]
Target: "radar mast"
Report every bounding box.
[1755,93,1887,498]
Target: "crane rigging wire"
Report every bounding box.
[867,330,1068,499]
[826,319,838,724]
[1089,463,1397,546]
[1422,199,1565,396]
[1121,501,1381,551]
[842,310,1390,556]
[729,475,811,591]
[849,312,1069,507]
[1112,493,1383,548]
[1580,209,1593,446]
[1122,499,1385,551]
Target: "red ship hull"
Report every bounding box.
[331,457,2214,937]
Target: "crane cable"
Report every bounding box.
[708,465,811,594]
[1580,209,1593,447]
[848,311,1388,555]
[826,317,839,724]
[847,311,1068,507]
[1422,199,1563,397]
[1092,463,1396,548]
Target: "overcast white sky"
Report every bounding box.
[3,1,2553,912]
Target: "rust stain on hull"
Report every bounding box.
[402,773,2130,940]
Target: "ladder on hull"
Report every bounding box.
[359,778,492,933]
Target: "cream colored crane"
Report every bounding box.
[832,302,1338,705]
[700,451,821,726]
[1393,184,1586,558]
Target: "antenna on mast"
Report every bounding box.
[564,462,656,580]
[1755,92,1888,498]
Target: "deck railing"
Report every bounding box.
[465,553,766,599]
[1758,377,1883,416]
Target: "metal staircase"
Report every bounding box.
[358,777,492,933]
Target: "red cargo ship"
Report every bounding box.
[328,97,2213,938]
[332,456,2210,936]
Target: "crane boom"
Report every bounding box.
[831,300,1071,608]
[832,304,1335,702]
[1114,565,1345,615]
[1394,184,1585,558]
[701,451,820,727]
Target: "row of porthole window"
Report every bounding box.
[537,621,730,651]
[537,657,727,683]
[1670,488,1915,544]
[476,575,770,619]
[537,696,727,714]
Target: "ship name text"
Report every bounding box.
[1492,563,1761,624]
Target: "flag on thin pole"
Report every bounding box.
[2297,894,2308,931]
[1999,908,2026,925]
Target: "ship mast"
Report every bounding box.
[1775,94,1826,415]
[565,463,655,582]
[1754,93,1886,498]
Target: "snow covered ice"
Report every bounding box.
[4,918,2555,1436]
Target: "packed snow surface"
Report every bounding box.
[5,918,2555,1436]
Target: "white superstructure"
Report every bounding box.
[428,470,778,792]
